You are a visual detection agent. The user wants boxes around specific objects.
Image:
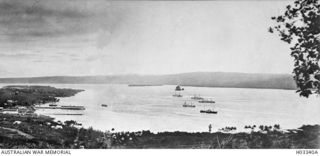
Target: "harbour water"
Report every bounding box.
[2,84,319,132]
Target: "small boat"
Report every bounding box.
[101,104,108,107]
[182,101,196,108]
[200,109,218,114]
[198,99,215,103]
[191,95,204,100]
[49,103,57,107]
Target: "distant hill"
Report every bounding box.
[0,72,297,90]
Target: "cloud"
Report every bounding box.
[0,0,127,44]
[0,0,91,40]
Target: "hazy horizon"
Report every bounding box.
[0,0,294,77]
[0,71,295,79]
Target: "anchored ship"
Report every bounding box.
[200,109,218,114]
[60,105,85,110]
[35,105,85,110]
[200,100,217,114]
[172,92,183,97]
[198,99,215,103]
[191,94,204,100]
[182,101,196,108]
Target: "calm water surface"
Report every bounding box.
[2,84,319,132]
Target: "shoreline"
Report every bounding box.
[0,113,319,149]
[1,85,319,148]
[36,107,319,134]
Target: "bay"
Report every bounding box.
[1,84,319,132]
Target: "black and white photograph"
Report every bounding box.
[0,0,319,152]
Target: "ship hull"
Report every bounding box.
[198,101,215,103]
[200,110,217,114]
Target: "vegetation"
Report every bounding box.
[0,85,83,108]
[270,0,320,97]
[121,125,319,149]
[0,113,107,148]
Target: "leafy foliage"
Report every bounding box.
[270,0,320,97]
[0,85,83,107]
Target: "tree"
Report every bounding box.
[269,0,320,97]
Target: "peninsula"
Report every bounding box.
[0,85,84,108]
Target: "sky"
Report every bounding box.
[0,0,294,77]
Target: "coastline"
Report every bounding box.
[2,84,315,133]
[0,112,319,149]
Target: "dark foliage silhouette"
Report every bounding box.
[270,0,320,97]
